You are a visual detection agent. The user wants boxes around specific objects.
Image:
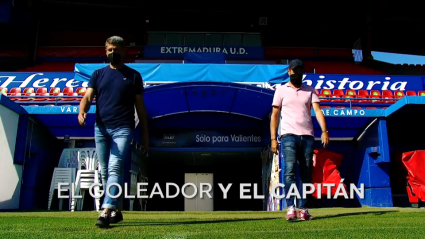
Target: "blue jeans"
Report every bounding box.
[280,134,314,209]
[95,124,133,210]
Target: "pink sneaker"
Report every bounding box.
[299,208,314,220]
[286,206,297,221]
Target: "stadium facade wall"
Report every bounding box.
[0,104,22,209]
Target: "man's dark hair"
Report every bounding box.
[292,66,304,76]
[105,36,126,47]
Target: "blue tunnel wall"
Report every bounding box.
[16,116,64,210]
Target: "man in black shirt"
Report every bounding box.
[78,36,149,228]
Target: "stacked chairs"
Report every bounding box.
[48,148,102,211]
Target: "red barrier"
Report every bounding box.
[402,151,425,203]
[311,148,346,198]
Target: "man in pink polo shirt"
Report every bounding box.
[270,59,329,221]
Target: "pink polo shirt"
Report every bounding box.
[272,83,320,137]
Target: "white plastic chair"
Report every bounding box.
[77,148,99,171]
[48,168,76,210]
[70,148,102,211]
[71,170,102,211]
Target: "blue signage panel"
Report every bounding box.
[0,72,80,90]
[312,108,385,117]
[1,70,424,93]
[144,46,265,59]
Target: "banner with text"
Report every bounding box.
[1,70,424,92]
[144,46,265,59]
[269,74,425,92]
[149,130,266,148]
[21,105,387,118]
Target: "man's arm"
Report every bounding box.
[270,88,283,154]
[270,106,280,140]
[135,94,149,151]
[78,88,95,126]
[312,102,329,146]
[79,88,95,113]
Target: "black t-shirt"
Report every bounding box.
[88,65,143,129]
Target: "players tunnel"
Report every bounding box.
[133,81,274,211]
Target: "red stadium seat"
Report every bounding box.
[49,87,61,94]
[318,94,331,102]
[419,91,425,96]
[16,88,35,101]
[23,88,35,94]
[366,107,377,109]
[346,89,357,96]
[370,90,381,97]
[351,107,362,109]
[331,89,345,102]
[9,93,21,101]
[382,90,393,97]
[320,106,331,109]
[393,91,405,99]
[36,88,48,95]
[335,106,346,109]
[9,87,21,94]
[63,87,74,95]
[344,95,358,103]
[370,96,384,103]
[76,87,86,95]
[75,87,86,101]
[17,93,35,101]
[0,87,8,96]
[406,91,417,96]
[61,92,78,101]
[344,90,358,102]
[333,89,344,96]
[33,93,50,101]
[321,89,332,95]
[383,96,396,103]
[47,88,62,101]
[358,90,369,96]
[357,90,370,103]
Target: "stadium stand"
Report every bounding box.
[2,86,423,107]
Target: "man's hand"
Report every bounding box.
[321,131,329,147]
[271,139,279,154]
[78,87,94,126]
[313,102,329,147]
[270,106,280,155]
[78,112,87,126]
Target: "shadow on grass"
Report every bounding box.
[313,210,399,220]
[109,217,284,228]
